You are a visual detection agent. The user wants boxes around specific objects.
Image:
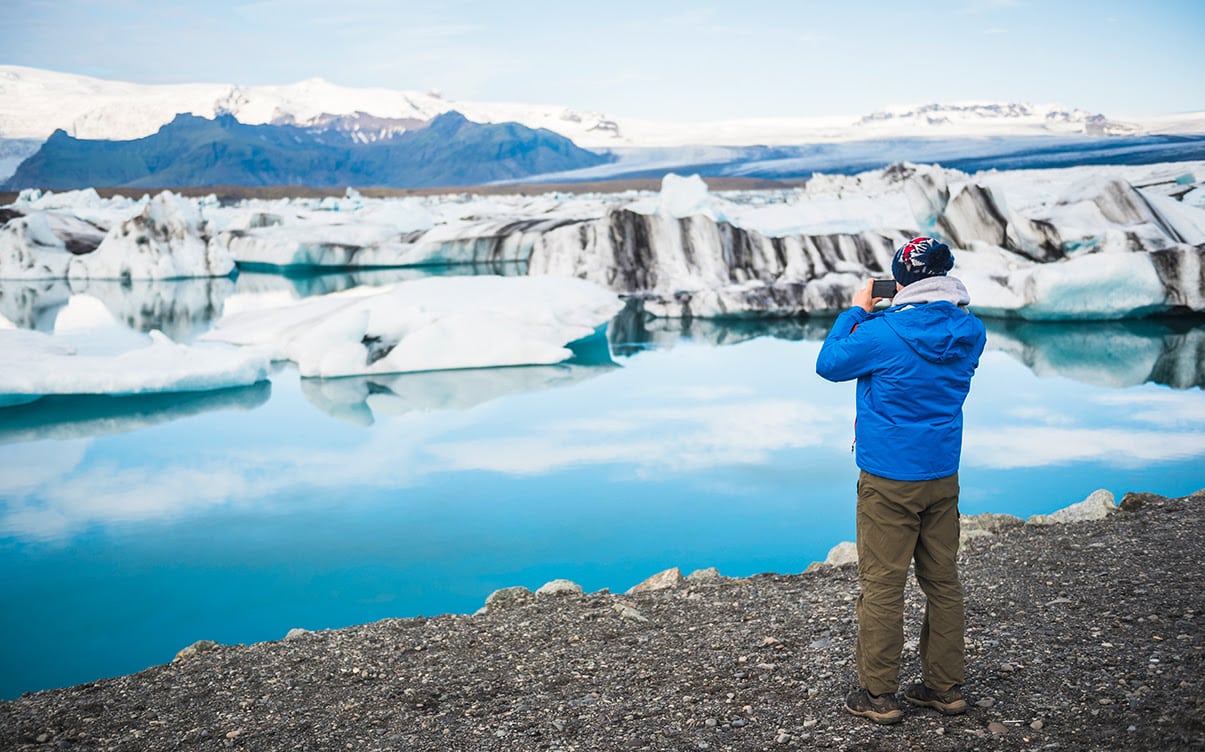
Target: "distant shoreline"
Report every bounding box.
[0,176,804,206]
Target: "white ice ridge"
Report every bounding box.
[4,161,1204,319]
[0,191,233,280]
[201,275,625,378]
[0,328,269,402]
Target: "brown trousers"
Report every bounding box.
[855,470,964,696]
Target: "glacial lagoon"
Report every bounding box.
[1,274,1203,699]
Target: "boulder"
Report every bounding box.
[823,541,859,567]
[1119,491,1168,513]
[960,512,1025,541]
[483,586,533,610]
[173,639,219,662]
[535,579,583,597]
[1027,489,1117,525]
[685,567,723,583]
[627,567,684,594]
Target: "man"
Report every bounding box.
[815,236,987,725]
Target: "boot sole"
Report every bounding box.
[903,695,968,715]
[844,702,904,725]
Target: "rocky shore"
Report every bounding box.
[2,489,1201,752]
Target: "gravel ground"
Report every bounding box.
[2,490,1201,752]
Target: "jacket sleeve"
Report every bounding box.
[815,307,876,383]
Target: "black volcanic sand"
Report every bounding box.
[2,491,1201,752]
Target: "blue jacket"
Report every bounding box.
[815,298,986,481]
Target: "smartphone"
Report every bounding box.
[872,279,896,299]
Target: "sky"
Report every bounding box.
[5,0,1204,121]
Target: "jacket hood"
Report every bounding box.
[882,277,984,363]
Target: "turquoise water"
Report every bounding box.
[1,278,1203,699]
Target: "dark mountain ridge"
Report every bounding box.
[3,112,612,190]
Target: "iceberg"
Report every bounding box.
[202,275,624,377]
[0,192,234,280]
[5,161,1203,321]
[0,327,269,402]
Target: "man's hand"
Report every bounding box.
[853,279,878,312]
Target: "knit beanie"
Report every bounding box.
[892,236,954,286]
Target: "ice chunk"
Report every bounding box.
[658,173,714,219]
[202,275,624,377]
[0,328,269,398]
[1009,252,1169,320]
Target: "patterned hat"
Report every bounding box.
[892,236,954,286]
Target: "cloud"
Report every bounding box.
[958,0,1022,13]
[964,426,1205,469]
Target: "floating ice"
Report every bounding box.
[202,275,624,377]
[0,327,269,401]
[0,192,234,280]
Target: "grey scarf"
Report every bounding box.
[891,276,971,308]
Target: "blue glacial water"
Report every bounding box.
[1,278,1203,700]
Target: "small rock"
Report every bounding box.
[536,579,583,597]
[731,719,746,728]
[284,628,310,641]
[35,733,50,743]
[760,636,782,648]
[988,721,1008,735]
[999,662,1017,672]
[776,732,791,743]
[802,718,818,728]
[808,638,833,649]
[173,639,219,662]
[935,727,946,735]
[1119,491,1165,512]
[1030,719,1044,730]
[627,567,683,593]
[704,718,718,728]
[226,728,244,740]
[976,697,995,708]
[612,603,648,622]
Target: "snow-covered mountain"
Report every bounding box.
[3,65,1204,152]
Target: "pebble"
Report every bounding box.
[731,719,746,728]
[976,698,995,708]
[1030,719,1044,730]
[704,718,717,728]
[776,732,791,743]
[988,721,1008,735]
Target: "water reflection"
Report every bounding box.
[0,382,271,443]
[609,301,831,354]
[301,364,617,425]
[983,317,1205,390]
[2,276,1202,391]
[612,303,1205,390]
[0,265,518,341]
[0,277,235,341]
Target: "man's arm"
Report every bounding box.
[815,280,884,383]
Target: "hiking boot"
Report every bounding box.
[844,688,903,725]
[903,682,968,715]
